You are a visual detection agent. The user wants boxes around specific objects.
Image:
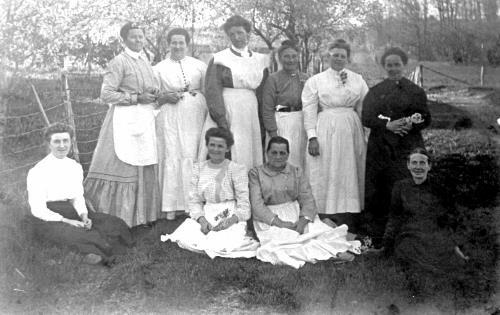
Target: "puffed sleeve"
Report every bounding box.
[70,162,88,217]
[248,167,276,225]
[205,58,229,129]
[27,167,63,222]
[296,167,317,220]
[230,162,251,222]
[301,76,319,139]
[101,57,137,106]
[261,75,278,134]
[188,163,204,220]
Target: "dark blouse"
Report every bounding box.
[362,78,431,165]
[261,70,309,133]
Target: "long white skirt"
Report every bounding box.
[156,93,207,213]
[160,201,259,259]
[254,201,361,269]
[306,108,366,214]
[199,88,263,170]
[265,111,307,169]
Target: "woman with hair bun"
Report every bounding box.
[262,40,308,169]
[154,27,208,220]
[362,47,431,244]
[301,39,369,231]
[200,15,269,170]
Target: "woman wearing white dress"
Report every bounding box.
[302,39,369,231]
[161,128,259,259]
[200,15,269,170]
[154,28,208,220]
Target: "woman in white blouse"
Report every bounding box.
[302,39,369,232]
[161,127,258,258]
[154,28,208,221]
[27,123,133,264]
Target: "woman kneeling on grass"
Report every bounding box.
[383,148,469,284]
[161,127,259,258]
[26,123,133,265]
[249,136,361,269]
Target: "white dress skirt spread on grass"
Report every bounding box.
[302,68,369,214]
[254,201,361,269]
[154,56,208,214]
[160,159,259,258]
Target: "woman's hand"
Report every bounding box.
[212,214,238,232]
[62,218,85,228]
[269,130,278,138]
[308,138,320,156]
[197,216,213,234]
[295,217,310,234]
[137,92,157,104]
[80,214,92,230]
[272,216,297,230]
[386,118,411,137]
[158,91,183,105]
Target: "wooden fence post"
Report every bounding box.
[419,64,424,88]
[61,73,80,162]
[30,83,50,126]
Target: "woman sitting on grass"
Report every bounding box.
[26,123,133,265]
[249,136,361,269]
[161,127,259,258]
[383,148,469,281]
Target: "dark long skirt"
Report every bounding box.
[26,201,133,257]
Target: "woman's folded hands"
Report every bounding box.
[197,214,239,234]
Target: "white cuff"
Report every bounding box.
[306,129,317,139]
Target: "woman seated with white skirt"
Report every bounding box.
[161,128,259,258]
[249,136,361,269]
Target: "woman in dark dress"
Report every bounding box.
[384,148,468,278]
[361,47,431,242]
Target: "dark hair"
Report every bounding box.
[381,47,408,66]
[204,127,235,147]
[266,136,290,153]
[277,40,300,58]
[120,22,144,41]
[328,39,351,58]
[44,123,74,142]
[222,15,251,34]
[407,147,431,162]
[167,28,191,45]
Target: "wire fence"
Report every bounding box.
[0,74,106,214]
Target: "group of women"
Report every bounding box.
[26,15,470,273]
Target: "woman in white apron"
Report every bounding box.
[161,128,258,259]
[84,22,163,227]
[249,136,361,269]
[154,28,208,220]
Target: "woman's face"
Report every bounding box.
[279,48,299,72]
[125,28,145,53]
[407,153,431,183]
[267,143,289,170]
[207,137,229,163]
[169,34,187,60]
[227,26,249,50]
[384,54,405,80]
[49,132,71,159]
[329,48,348,71]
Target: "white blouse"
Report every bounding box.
[302,68,369,139]
[154,56,207,93]
[27,154,88,221]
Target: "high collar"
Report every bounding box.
[261,162,292,177]
[125,47,146,60]
[230,45,252,58]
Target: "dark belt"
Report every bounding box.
[276,106,301,112]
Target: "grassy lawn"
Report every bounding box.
[1,63,498,314]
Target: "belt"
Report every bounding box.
[275,105,301,112]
